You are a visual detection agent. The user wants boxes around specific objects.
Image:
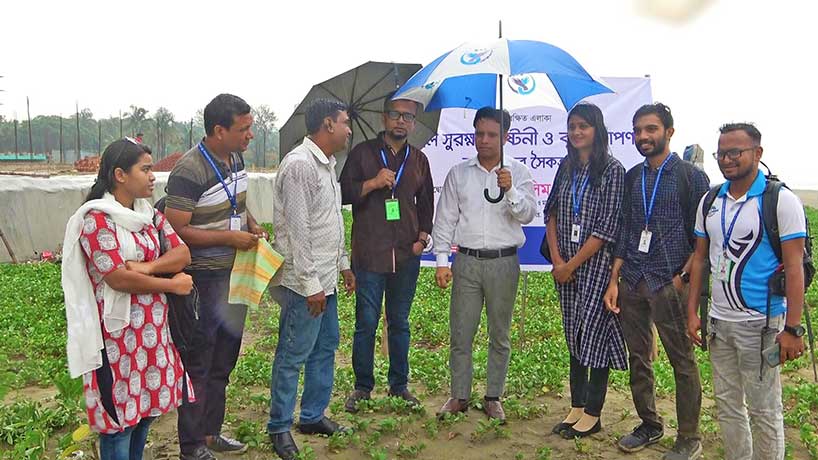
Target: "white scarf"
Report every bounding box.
[62,192,155,378]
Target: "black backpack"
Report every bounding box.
[699,165,815,294]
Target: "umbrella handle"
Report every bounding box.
[484,188,504,203]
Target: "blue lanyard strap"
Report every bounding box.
[720,195,748,252]
[197,142,238,213]
[641,155,672,229]
[380,144,411,198]
[571,169,590,219]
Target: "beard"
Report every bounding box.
[637,136,667,158]
[387,129,408,141]
[721,162,755,181]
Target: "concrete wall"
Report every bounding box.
[0,172,277,263]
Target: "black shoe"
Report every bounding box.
[561,419,602,439]
[269,431,299,460]
[388,388,421,408]
[618,423,664,452]
[179,446,217,460]
[551,421,576,435]
[344,389,371,413]
[297,416,351,436]
[206,434,248,454]
[662,436,703,460]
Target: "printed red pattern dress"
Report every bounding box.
[79,209,193,434]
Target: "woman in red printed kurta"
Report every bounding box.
[65,138,194,460]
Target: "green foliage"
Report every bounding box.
[2,207,818,458]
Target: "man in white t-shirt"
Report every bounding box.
[686,123,806,460]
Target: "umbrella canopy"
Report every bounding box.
[279,61,440,176]
[394,39,613,112]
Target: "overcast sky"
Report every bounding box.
[2,0,815,187]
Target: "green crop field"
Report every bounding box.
[1,210,817,460]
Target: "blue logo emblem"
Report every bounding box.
[423,81,438,90]
[508,74,536,95]
[460,48,493,65]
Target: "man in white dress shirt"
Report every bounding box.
[432,107,537,423]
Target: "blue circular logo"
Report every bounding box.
[508,74,536,95]
[460,48,493,66]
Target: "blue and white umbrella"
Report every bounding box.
[395,38,612,111]
[395,38,612,202]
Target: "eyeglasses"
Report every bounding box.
[712,147,755,160]
[386,110,416,122]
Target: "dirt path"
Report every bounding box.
[135,342,813,460]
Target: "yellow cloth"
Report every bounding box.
[229,239,283,309]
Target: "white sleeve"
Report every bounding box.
[504,163,537,224]
[694,194,709,238]
[432,167,460,267]
[777,189,807,241]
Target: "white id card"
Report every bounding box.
[714,251,730,281]
[571,224,581,243]
[638,229,652,253]
[229,214,242,231]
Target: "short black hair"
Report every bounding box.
[305,98,347,135]
[632,102,673,129]
[473,107,512,131]
[203,93,251,136]
[382,91,419,113]
[720,122,762,145]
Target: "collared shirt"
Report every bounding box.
[432,156,537,267]
[165,140,248,271]
[271,137,350,297]
[340,133,434,273]
[614,153,710,292]
[695,170,806,321]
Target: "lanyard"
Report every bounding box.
[197,142,238,214]
[571,169,590,220]
[641,154,672,229]
[720,195,748,252]
[380,144,411,198]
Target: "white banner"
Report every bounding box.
[421,76,653,271]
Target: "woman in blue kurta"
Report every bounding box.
[543,103,627,438]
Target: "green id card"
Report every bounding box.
[385,199,401,221]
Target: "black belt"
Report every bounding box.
[457,246,517,260]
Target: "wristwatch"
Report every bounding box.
[677,270,690,284]
[784,324,806,337]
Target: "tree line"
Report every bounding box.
[0,104,280,167]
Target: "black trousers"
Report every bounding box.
[176,269,247,454]
[569,354,610,417]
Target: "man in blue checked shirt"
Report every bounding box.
[603,103,709,460]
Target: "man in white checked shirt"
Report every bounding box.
[432,107,537,423]
[266,99,356,460]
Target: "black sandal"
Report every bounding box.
[551,421,576,435]
[561,419,601,439]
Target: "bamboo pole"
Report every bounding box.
[75,102,81,159]
[59,115,64,163]
[26,97,33,158]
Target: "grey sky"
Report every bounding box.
[2,0,815,186]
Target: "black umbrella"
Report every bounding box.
[279,61,440,177]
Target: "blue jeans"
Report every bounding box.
[267,286,339,434]
[352,256,420,394]
[98,417,155,460]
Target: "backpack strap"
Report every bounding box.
[700,185,721,239]
[675,161,692,227]
[761,180,784,262]
[622,164,641,223]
